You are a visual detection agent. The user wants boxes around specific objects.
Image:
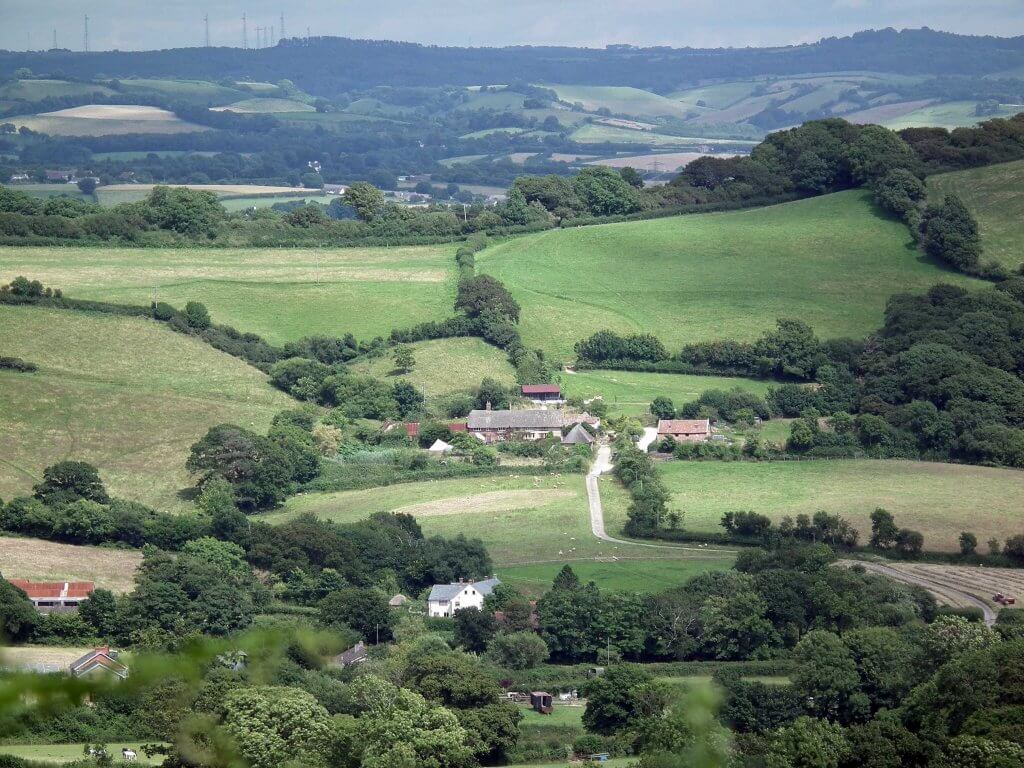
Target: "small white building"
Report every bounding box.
[427,577,501,618]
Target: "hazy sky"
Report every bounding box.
[3,0,1024,52]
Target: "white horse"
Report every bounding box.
[121,749,137,762]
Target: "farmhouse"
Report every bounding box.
[561,423,595,445]
[467,408,564,443]
[657,419,711,443]
[44,169,77,182]
[8,579,94,613]
[522,383,562,403]
[70,646,129,679]
[331,641,369,668]
[427,577,501,617]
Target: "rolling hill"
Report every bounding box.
[0,305,292,511]
[476,190,983,360]
[8,104,209,136]
[0,243,457,345]
[927,159,1024,270]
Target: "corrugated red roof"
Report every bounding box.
[8,579,95,600]
[522,384,561,395]
[657,419,711,436]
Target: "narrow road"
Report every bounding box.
[586,444,736,554]
[842,560,997,626]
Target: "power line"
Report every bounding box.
[83,14,89,53]
[53,29,57,50]
[280,13,286,40]
[204,14,210,47]
[242,12,248,49]
[270,25,275,46]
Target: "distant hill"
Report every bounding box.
[2,28,1024,98]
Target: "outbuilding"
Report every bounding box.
[656,419,711,443]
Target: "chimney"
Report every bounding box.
[485,401,491,411]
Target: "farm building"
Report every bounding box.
[657,419,711,443]
[427,577,501,617]
[522,383,562,403]
[7,579,94,614]
[384,421,467,440]
[70,646,129,679]
[44,169,77,182]
[561,423,595,445]
[467,408,564,443]
[331,641,369,668]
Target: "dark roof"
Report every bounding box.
[467,409,564,430]
[522,384,561,395]
[336,641,368,666]
[562,424,595,445]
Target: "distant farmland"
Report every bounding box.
[476,190,983,360]
[0,536,142,593]
[0,244,457,344]
[8,104,209,136]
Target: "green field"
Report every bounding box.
[215,97,315,113]
[265,474,733,595]
[218,193,334,211]
[477,190,983,360]
[0,78,115,101]
[548,85,692,120]
[656,459,1024,552]
[348,337,516,397]
[0,244,456,345]
[561,370,774,418]
[113,77,242,101]
[0,305,292,511]
[0,743,163,765]
[928,160,1024,270]
[883,101,1022,130]
[569,124,697,146]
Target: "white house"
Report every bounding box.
[427,577,501,618]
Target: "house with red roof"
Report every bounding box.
[657,419,712,443]
[70,646,129,679]
[7,579,94,614]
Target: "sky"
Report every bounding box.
[2,0,1024,52]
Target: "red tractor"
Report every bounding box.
[993,593,1017,606]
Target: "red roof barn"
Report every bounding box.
[521,384,562,402]
[8,579,95,613]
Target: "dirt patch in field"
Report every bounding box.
[44,105,181,120]
[393,489,575,518]
[0,536,142,593]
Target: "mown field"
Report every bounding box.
[8,105,210,136]
[477,190,982,360]
[0,305,292,511]
[651,459,1024,552]
[928,159,1024,270]
[0,536,142,592]
[548,84,693,120]
[266,474,733,595]
[0,244,456,345]
[348,337,516,397]
[560,369,774,418]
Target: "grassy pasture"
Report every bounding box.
[560,370,774,418]
[8,105,209,136]
[476,190,982,360]
[213,97,314,113]
[672,82,760,110]
[0,743,163,765]
[0,244,456,345]
[113,77,241,101]
[882,101,1022,130]
[569,124,700,146]
[927,159,1024,270]
[0,536,142,592]
[266,474,733,595]
[655,459,1024,552]
[0,78,115,101]
[548,85,692,120]
[0,305,291,511]
[348,337,516,397]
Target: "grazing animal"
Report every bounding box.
[122,749,137,761]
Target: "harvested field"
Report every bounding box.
[587,152,740,171]
[98,183,306,196]
[8,105,209,136]
[0,536,142,592]
[885,562,1024,610]
[393,489,575,517]
[1,646,94,669]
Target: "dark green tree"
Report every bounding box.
[33,460,109,505]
